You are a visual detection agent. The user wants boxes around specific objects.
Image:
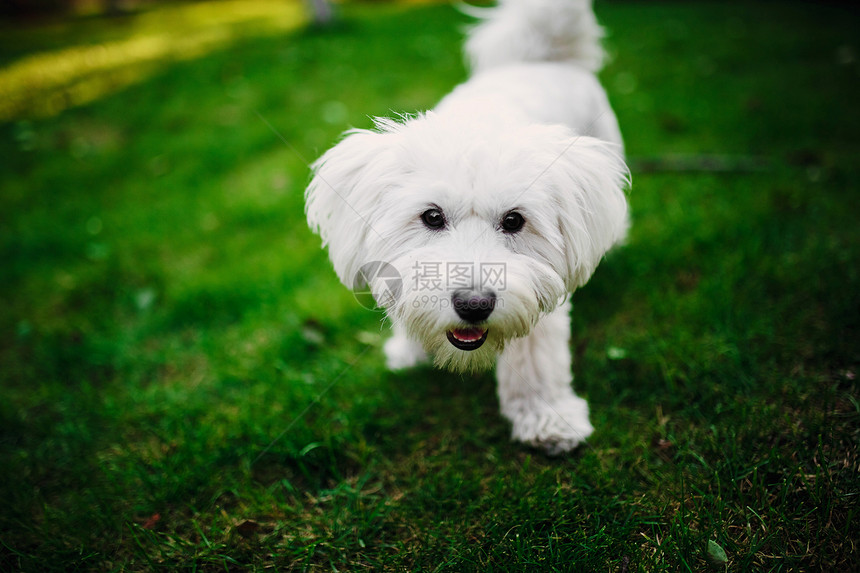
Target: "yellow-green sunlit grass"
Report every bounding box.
[0,0,307,120]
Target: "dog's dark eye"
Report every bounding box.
[421,208,446,230]
[501,211,525,233]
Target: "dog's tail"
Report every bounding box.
[463,0,605,74]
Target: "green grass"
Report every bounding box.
[1,1,858,570]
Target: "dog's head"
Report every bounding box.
[306,113,629,371]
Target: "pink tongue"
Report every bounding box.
[452,328,485,342]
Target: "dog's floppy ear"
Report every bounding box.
[305,126,399,287]
[546,134,630,290]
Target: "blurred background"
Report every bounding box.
[1,0,858,570]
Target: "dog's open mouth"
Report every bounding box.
[446,327,488,351]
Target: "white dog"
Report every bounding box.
[306,0,629,454]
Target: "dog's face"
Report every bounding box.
[306,113,628,372]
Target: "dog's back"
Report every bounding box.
[436,0,622,148]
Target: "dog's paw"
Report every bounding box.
[508,396,594,455]
[383,335,427,371]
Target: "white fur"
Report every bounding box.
[463,0,606,73]
[306,0,629,453]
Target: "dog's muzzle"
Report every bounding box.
[447,290,495,350]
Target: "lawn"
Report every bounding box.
[1,0,858,570]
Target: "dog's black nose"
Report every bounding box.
[452,290,496,323]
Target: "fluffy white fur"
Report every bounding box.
[306,0,629,454]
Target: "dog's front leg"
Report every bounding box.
[496,300,594,455]
[384,320,428,370]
